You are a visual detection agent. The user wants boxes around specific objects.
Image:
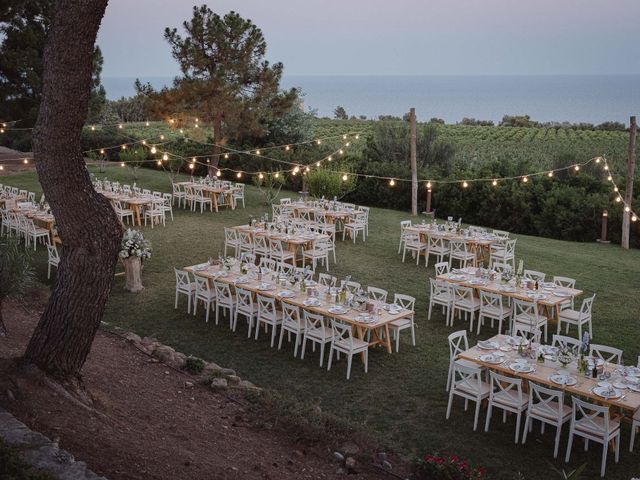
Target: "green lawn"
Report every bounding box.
[5,166,640,480]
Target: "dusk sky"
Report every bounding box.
[97,0,640,78]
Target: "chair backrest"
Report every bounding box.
[430,278,451,300]
[280,198,291,204]
[428,236,445,250]
[295,266,314,280]
[512,298,539,320]
[47,244,60,264]
[449,239,468,256]
[552,334,580,352]
[452,284,474,304]
[448,330,469,361]
[330,318,354,347]
[277,261,294,276]
[479,290,503,310]
[213,281,233,303]
[571,396,610,438]
[304,310,325,331]
[254,235,268,251]
[590,344,622,365]
[194,275,210,295]
[513,324,542,343]
[505,239,517,255]
[340,280,361,294]
[272,204,281,217]
[434,261,449,276]
[259,257,276,271]
[235,287,253,311]
[452,363,483,394]
[528,382,565,419]
[239,231,253,249]
[367,286,388,302]
[579,294,595,317]
[240,252,256,264]
[224,227,237,243]
[318,273,336,287]
[490,260,511,274]
[269,238,284,254]
[524,269,546,282]
[553,276,576,289]
[172,183,182,194]
[492,229,509,239]
[282,302,302,328]
[257,294,277,319]
[393,293,415,311]
[174,268,191,288]
[489,371,523,404]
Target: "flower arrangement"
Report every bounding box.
[119,229,152,260]
[416,453,487,480]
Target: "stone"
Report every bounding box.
[238,380,261,392]
[153,345,176,363]
[170,352,187,368]
[211,378,228,390]
[340,441,360,456]
[220,367,236,376]
[226,375,241,386]
[123,332,141,343]
[345,457,356,471]
[202,362,223,375]
[140,337,161,353]
[333,452,345,462]
[184,381,194,389]
[382,460,393,470]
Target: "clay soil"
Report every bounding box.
[0,295,390,480]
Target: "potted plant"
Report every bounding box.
[119,229,151,293]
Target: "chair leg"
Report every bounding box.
[474,400,482,431]
[601,441,608,477]
[278,325,285,350]
[484,404,493,432]
[346,353,352,379]
[522,415,530,445]
[565,428,574,463]
[554,424,562,458]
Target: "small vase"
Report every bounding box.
[123,256,144,293]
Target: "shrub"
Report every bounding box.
[306,168,356,200]
[415,452,487,480]
[184,356,205,374]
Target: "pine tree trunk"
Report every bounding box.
[210,111,223,174]
[0,298,6,337]
[22,0,122,380]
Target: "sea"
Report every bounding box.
[102,75,640,125]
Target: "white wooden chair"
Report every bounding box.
[492,229,509,239]
[485,371,528,443]
[398,220,413,254]
[233,183,245,208]
[340,280,361,294]
[234,286,258,336]
[301,311,333,366]
[522,383,571,458]
[269,238,295,265]
[259,257,276,272]
[213,281,235,328]
[277,261,294,276]
[451,284,480,331]
[491,238,516,268]
[47,243,60,279]
[367,286,388,303]
[302,238,330,271]
[446,330,483,391]
[552,334,581,351]
[589,344,623,365]
[278,302,305,357]
[428,278,453,324]
[255,294,282,347]
[446,363,490,431]
[565,397,620,478]
[144,200,165,228]
[223,227,238,257]
[631,407,639,452]
[511,298,548,342]
[426,236,449,268]
[477,290,510,335]
[434,261,449,276]
[327,319,369,380]
[253,235,270,259]
[238,231,254,258]
[239,252,256,265]
[192,188,212,213]
[553,275,576,309]
[174,268,195,313]
[171,183,186,207]
[26,219,50,250]
[280,198,291,204]
[114,201,134,225]
[193,275,215,323]
[448,240,475,269]
[161,193,174,221]
[342,212,366,243]
[318,273,336,287]
[319,224,337,263]
[557,294,594,339]
[524,269,546,283]
[388,293,416,352]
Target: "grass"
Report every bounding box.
[5,165,640,480]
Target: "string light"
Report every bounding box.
[236,172,242,178]
[355,134,359,139]
[121,144,127,150]
[389,179,396,186]
[216,170,222,177]
[156,160,162,166]
[624,206,631,212]
[142,140,146,145]
[522,176,529,183]
[23,158,28,164]
[614,186,619,192]
[192,157,196,162]
[492,179,498,186]
[316,140,321,145]
[180,129,184,134]
[285,145,290,151]
[342,173,348,181]
[462,181,469,188]
[316,161,321,167]
[120,162,125,167]
[256,150,261,156]
[224,153,229,159]
[607,175,613,181]
[595,157,601,164]
[305,166,310,173]
[293,166,300,174]
[99,149,105,155]
[427,181,432,189]
[91,126,95,131]
[150,146,157,154]
[616,196,622,203]
[328,156,333,161]
[145,121,150,126]
[162,153,168,161]
[274,172,280,179]
[633,215,638,222]
[118,124,123,129]
[342,135,347,140]
[188,163,194,170]
[548,171,554,177]
[258,173,264,179]
[0,165,3,171]
[160,135,165,140]
[574,165,580,171]
[604,165,609,170]
[339,149,344,155]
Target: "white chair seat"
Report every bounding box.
[530,401,572,421]
[456,381,491,397]
[494,390,529,409]
[513,314,545,325]
[575,417,620,437]
[390,318,411,328]
[334,337,369,351]
[558,309,581,321]
[306,326,333,340]
[454,358,482,370]
[432,293,452,304]
[481,305,509,317]
[457,297,480,309]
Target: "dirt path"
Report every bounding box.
[0,297,387,480]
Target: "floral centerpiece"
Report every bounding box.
[416,453,486,480]
[119,229,151,293]
[557,344,575,368]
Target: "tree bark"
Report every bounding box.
[0,299,6,337]
[23,0,123,381]
[211,111,223,174]
[621,116,636,249]
[409,108,418,216]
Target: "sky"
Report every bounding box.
[97,0,640,78]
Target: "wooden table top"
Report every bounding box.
[102,192,156,205]
[406,225,498,245]
[437,269,583,307]
[458,334,640,413]
[233,225,328,246]
[177,182,237,193]
[185,263,413,331]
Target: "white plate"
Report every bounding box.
[278,290,296,298]
[613,381,628,390]
[499,345,512,352]
[553,291,572,298]
[328,306,348,315]
[527,293,547,300]
[257,283,274,291]
[500,286,516,293]
[625,376,640,385]
[592,386,622,399]
[549,374,577,386]
[449,274,467,281]
[355,314,374,323]
[468,279,487,286]
[235,276,250,284]
[479,353,504,364]
[505,336,526,346]
[509,362,536,373]
[628,384,640,393]
[627,367,640,377]
[477,341,499,350]
[303,299,321,307]
[540,345,558,355]
[597,381,612,389]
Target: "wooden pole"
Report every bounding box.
[622,115,636,249]
[425,187,432,214]
[410,108,417,215]
[599,210,609,243]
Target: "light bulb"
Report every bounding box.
[118,124,123,129]
[162,153,168,161]
[616,196,622,202]
[236,172,242,178]
[91,126,95,131]
[259,173,264,179]
[145,121,150,126]
[604,165,609,170]
[256,150,261,155]
[120,162,125,167]
[142,140,146,145]
[224,153,229,159]
[574,165,580,171]
[624,206,630,212]
[160,135,164,140]
[195,123,199,128]
[316,140,321,145]
[189,163,194,170]
[427,181,432,189]
[316,162,321,167]
[121,144,127,150]
[595,157,601,163]
[607,175,612,181]
[100,149,105,155]
[548,171,554,177]
[355,134,359,139]
[170,119,175,124]
[180,129,184,134]
[216,170,222,177]
[0,166,3,171]
[23,158,28,164]
[522,177,528,183]
[305,167,310,173]
[342,174,348,181]
[632,215,637,222]
[342,135,347,140]
[192,157,196,162]
[285,145,290,151]
[150,146,157,154]
[345,142,350,147]
[0,129,4,133]
[462,181,468,188]
[274,172,280,178]
[389,179,396,186]
[157,160,162,166]
[339,149,344,155]
[293,166,300,173]
[328,156,333,161]
[614,186,619,192]
[492,179,498,186]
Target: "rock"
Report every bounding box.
[340,441,360,456]
[220,367,236,376]
[170,352,187,368]
[333,452,345,462]
[345,457,356,471]
[382,460,393,470]
[226,375,241,386]
[238,380,261,392]
[202,362,223,375]
[211,378,228,390]
[123,332,141,343]
[184,381,194,389]
[336,467,347,475]
[153,345,176,363]
[140,336,161,352]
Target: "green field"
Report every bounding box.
[4,166,640,480]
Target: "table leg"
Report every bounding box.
[355,325,367,362]
[212,192,219,212]
[133,205,141,226]
[383,324,392,354]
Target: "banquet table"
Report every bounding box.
[177,182,237,212]
[102,192,155,226]
[437,267,583,323]
[458,334,640,415]
[185,263,415,356]
[407,224,498,266]
[285,203,358,232]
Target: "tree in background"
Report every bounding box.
[0,0,106,138]
[0,238,34,337]
[334,106,348,120]
[307,168,357,200]
[139,6,297,171]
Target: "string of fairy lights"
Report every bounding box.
[0,118,637,222]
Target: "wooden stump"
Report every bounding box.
[123,257,144,293]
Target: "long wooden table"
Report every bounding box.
[102,192,155,226]
[458,334,640,414]
[437,268,583,324]
[177,182,237,212]
[407,225,498,266]
[185,263,414,355]
[233,225,328,264]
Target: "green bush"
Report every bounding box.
[184,356,205,374]
[306,168,356,200]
